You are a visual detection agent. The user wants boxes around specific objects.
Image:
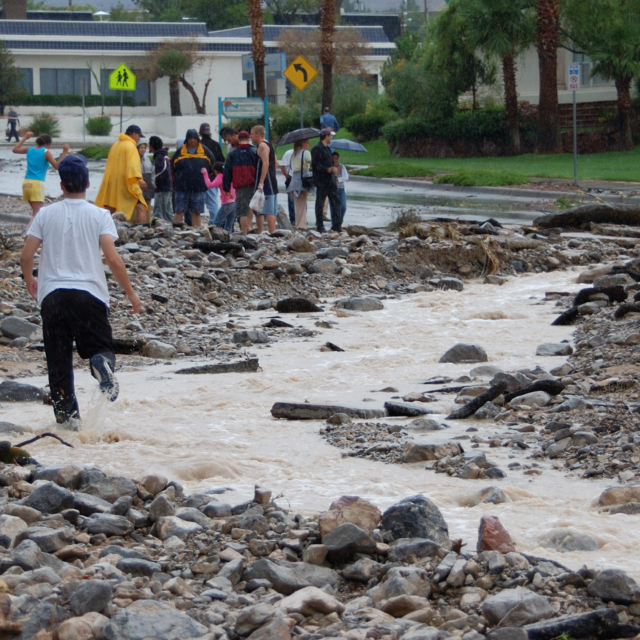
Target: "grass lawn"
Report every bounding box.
[331,135,640,183]
[79,145,111,160]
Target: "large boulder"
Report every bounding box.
[439,344,488,364]
[0,514,27,549]
[401,442,462,463]
[0,381,45,402]
[103,600,209,640]
[0,316,41,339]
[483,588,554,627]
[242,559,339,595]
[276,586,345,616]
[523,609,619,640]
[82,476,137,504]
[535,343,573,356]
[587,569,640,604]
[598,485,640,507]
[336,297,384,312]
[69,580,113,616]
[380,495,450,549]
[317,496,381,537]
[25,483,74,514]
[367,566,431,603]
[321,523,376,562]
[539,528,599,553]
[477,516,515,554]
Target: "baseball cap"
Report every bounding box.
[199,123,211,134]
[125,124,145,138]
[58,154,89,192]
[320,127,334,136]
[238,130,250,139]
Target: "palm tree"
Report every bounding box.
[247,0,267,99]
[564,0,640,151]
[156,48,192,116]
[535,0,561,153]
[460,0,535,155]
[320,0,336,111]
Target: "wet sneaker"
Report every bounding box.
[90,354,119,402]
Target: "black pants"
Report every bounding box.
[41,289,115,423]
[7,122,18,142]
[315,183,341,232]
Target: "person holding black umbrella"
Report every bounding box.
[311,128,341,233]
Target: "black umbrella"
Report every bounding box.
[329,138,367,152]
[275,127,321,146]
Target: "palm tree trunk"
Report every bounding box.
[615,76,634,151]
[247,0,266,99]
[535,0,561,154]
[502,54,520,155]
[169,76,181,116]
[320,0,336,111]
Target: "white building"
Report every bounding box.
[0,19,395,140]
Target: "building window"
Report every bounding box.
[39,69,91,95]
[100,69,152,106]
[19,68,33,94]
[572,53,609,87]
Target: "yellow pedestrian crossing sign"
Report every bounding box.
[109,64,136,91]
[283,55,318,92]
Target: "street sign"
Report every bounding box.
[221,97,266,118]
[242,53,287,81]
[568,63,581,91]
[109,64,136,92]
[283,55,318,92]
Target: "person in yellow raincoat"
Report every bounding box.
[95,125,148,224]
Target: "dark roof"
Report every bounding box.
[0,20,208,37]
[209,24,391,43]
[26,10,94,21]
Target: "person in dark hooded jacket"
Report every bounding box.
[148,136,173,222]
[171,128,215,228]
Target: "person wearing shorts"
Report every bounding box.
[171,128,215,228]
[222,130,258,235]
[251,125,278,234]
[13,131,69,229]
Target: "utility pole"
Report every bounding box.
[424,0,428,24]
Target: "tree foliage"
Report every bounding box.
[134,0,248,29]
[0,43,27,117]
[563,0,640,150]
[264,0,319,24]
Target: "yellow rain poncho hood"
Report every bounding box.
[95,133,147,218]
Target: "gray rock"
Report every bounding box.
[73,492,112,516]
[308,258,339,274]
[247,617,292,640]
[70,579,113,615]
[368,565,431,602]
[322,523,377,562]
[400,629,439,640]
[31,464,83,490]
[235,602,281,636]
[432,277,464,291]
[0,381,45,402]
[0,316,41,339]
[523,608,619,640]
[242,558,340,595]
[3,539,44,571]
[271,402,386,420]
[202,501,232,518]
[104,599,209,640]
[275,297,321,313]
[593,273,634,288]
[536,342,573,356]
[175,507,209,526]
[385,401,434,417]
[233,330,270,344]
[336,297,384,312]
[572,431,597,446]
[380,494,450,549]
[388,538,442,563]
[116,557,162,576]
[142,340,177,359]
[406,418,445,431]
[100,546,147,560]
[439,343,488,364]
[587,568,640,604]
[27,526,74,553]
[218,558,245,585]
[486,630,528,640]
[475,401,501,420]
[548,396,587,413]
[139,474,168,495]
[490,372,521,392]
[470,365,503,377]
[84,513,134,537]
[317,247,349,259]
[25,482,74,514]
[149,493,176,521]
[8,595,70,640]
[0,514,27,549]
[0,421,25,435]
[483,588,554,626]
[83,476,138,503]
[110,495,133,516]
[341,558,383,583]
[155,516,202,540]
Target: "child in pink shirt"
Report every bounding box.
[201,162,236,233]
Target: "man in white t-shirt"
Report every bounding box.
[280,147,295,225]
[20,155,141,426]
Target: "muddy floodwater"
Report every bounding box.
[5,269,640,580]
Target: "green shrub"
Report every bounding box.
[28,113,61,138]
[434,170,529,187]
[271,106,316,139]
[387,209,423,231]
[17,94,135,107]
[353,162,435,178]
[382,108,538,145]
[78,145,112,160]
[86,116,113,136]
[345,113,387,141]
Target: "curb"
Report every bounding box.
[0,212,30,224]
[348,174,640,204]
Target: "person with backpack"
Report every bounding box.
[222,130,257,235]
[148,136,173,222]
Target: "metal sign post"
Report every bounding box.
[80,76,87,144]
[108,63,137,133]
[568,63,581,187]
[283,55,318,131]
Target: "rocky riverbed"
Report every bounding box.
[2,204,640,638]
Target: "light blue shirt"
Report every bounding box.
[25,147,49,181]
[320,113,340,132]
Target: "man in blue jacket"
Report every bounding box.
[319,107,339,132]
